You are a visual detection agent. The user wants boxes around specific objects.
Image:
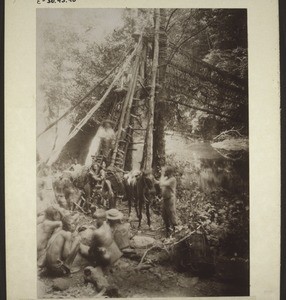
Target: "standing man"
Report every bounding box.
[159,166,178,237]
[97,119,116,166]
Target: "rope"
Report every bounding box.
[37,44,133,139]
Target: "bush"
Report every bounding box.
[166,154,249,258]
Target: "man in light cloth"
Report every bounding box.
[106,209,131,250]
[97,119,116,165]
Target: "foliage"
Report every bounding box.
[165,8,247,64]
[204,48,248,79]
[37,9,141,128]
[38,8,248,141]
[163,8,248,138]
[166,155,249,258]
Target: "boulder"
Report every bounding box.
[52,278,70,291]
[84,266,109,291]
[131,236,155,249]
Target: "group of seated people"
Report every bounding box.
[37,205,130,277]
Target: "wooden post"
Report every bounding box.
[142,8,160,171]
[153,8,168,175]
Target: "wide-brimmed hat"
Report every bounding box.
[106,209,123,220]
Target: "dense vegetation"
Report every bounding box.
[37,8,248,139]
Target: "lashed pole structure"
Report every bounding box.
[110,33,144,169]
[45,43,139,166]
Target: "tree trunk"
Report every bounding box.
[153,8,168,175]
[142,9,160,171]
[126,41,148,171]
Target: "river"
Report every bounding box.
[133,132,249,194]
[83,129,248,194]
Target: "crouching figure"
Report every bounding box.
[45,219,81,276]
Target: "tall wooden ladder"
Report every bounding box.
[110,33,148,172]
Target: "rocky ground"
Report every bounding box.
[38,200,249,298]
[38,257,247,298]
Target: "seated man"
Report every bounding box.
[79,212,122,267]
[84,162,104,209]
[37,206,62,267]
[106,209,131,250]
[77,209,107,245]
[45,219,81,276]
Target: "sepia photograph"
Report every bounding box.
[35,8,250,298]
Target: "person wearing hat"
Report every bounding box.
[106,209,131,250]
[79,210,122,267]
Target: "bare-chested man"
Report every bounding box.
[159,166,178,237]
[45,217,81,276]
[37,206,62,267]
[79,210,122,267]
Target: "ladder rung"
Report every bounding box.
[130,114,140,118]
[114,166,125,173]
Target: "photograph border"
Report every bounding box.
[5,0,280,299]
